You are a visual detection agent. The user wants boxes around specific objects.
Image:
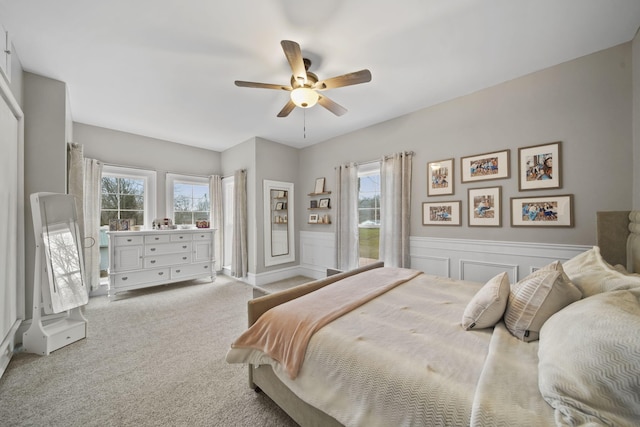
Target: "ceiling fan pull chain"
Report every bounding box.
[304,109,307,139]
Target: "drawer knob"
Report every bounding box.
[182,257,187,260]
[182,245,187,249]
[155,237,160,240]
[150,248,156,252]
[127,238,132,242]
[158,272,164,276]
[176,269,181,273]
[150,260,156,264]
[122,277,128,281]
[204,265,208,269]
[179,236,183,239]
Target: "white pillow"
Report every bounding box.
[504,262,581,342]
[461,272,509,330]
[562,246,640,297]
[539,289,640,426]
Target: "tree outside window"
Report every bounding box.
[173,181,210,225]
[358,165,381,265]
[101,176,145,226]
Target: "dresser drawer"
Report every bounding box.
[112,268,170,287]
[170,233,192,242]
[144,252,191,268]
[114,235,144,246]
[171,262,212,279]
[193,232,212,241]
[145,234,170,244]
[145,241,192,255]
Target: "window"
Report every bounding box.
[357,162,381,266]
[101,166,156,228]
[166,174,210,225]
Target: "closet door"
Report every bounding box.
[0,78,24,377]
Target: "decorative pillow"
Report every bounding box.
[461,272,509,330]
[504,262,581,342]
[562,246,640,297]
[538,289,640,426]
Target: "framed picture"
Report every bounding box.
[109,218,135,231]
[518,141,561,191]
[309,213,319,223]
[427,158,454,196]
[310,200,318,209]
[422,201,462,226]
[511,194,573,227]
[461,149,510,183]
[319,198,330,208]
[468,186,501,227]
[314,177,325,194]
[275,202,284,210]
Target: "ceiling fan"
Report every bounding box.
[235,40,372,117]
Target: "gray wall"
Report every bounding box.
[74,123,221,219]
[255,138,299,273]
[23,72,70,319]
[299,42,634,246]
[633,30,640,210]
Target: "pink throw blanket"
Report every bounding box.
[231,267,423,379]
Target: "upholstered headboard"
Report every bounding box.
[596,211,640,273]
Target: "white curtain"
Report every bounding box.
[83,158,103,291]
[209,175,223,272]
[67,143,103,291]
[67,143,84,236]
[380,152,413,268]
[231,169,248,278]
[335,163,359,271]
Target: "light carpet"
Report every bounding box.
[0,276,299,427]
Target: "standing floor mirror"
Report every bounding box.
[263,180,295,267]
[23,193,88,355]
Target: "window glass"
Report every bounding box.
[167,174,210,225]
[357,163,381,266]
[101,175,145,226]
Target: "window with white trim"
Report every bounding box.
[101,165,156,228]
[357,162,381,266]
[166,174,210,225]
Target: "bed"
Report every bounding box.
[226,211,640,426]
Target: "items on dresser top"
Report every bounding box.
[107,229,216,299]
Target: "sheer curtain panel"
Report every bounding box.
[210,175,223,272]
[335,163,359,271]
[380,152,413,268]
[83,158,103,291]
[231,169,248,278]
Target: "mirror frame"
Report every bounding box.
[263,180,295,267]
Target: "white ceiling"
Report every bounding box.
[1,0,640,152]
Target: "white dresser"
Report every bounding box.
[107,229,216,298]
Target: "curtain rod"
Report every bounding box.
[335,151,415,168]
[102,162,214,179]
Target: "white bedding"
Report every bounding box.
[228,274,550,426]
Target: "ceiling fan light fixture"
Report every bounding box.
[290,87,319,108]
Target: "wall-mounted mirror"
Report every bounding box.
[263,180,295,266]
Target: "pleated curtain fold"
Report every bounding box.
[380,151,412,268]
[209,175,223,272]
[231,169,248,278]
[335,163,359,271]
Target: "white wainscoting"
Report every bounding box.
[254,231,592,286]
[410,237,591,283]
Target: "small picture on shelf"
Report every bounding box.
[319,198,330,208]
[275,202,284,210]
[310,200,318,209]
[309,213,319,223]
[314,177,325,194]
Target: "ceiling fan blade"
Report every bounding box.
[277,100,296,118]
[235,80,291,90]
[318,95,347,116]
[315,69,372,90]
[281,40,308,87]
